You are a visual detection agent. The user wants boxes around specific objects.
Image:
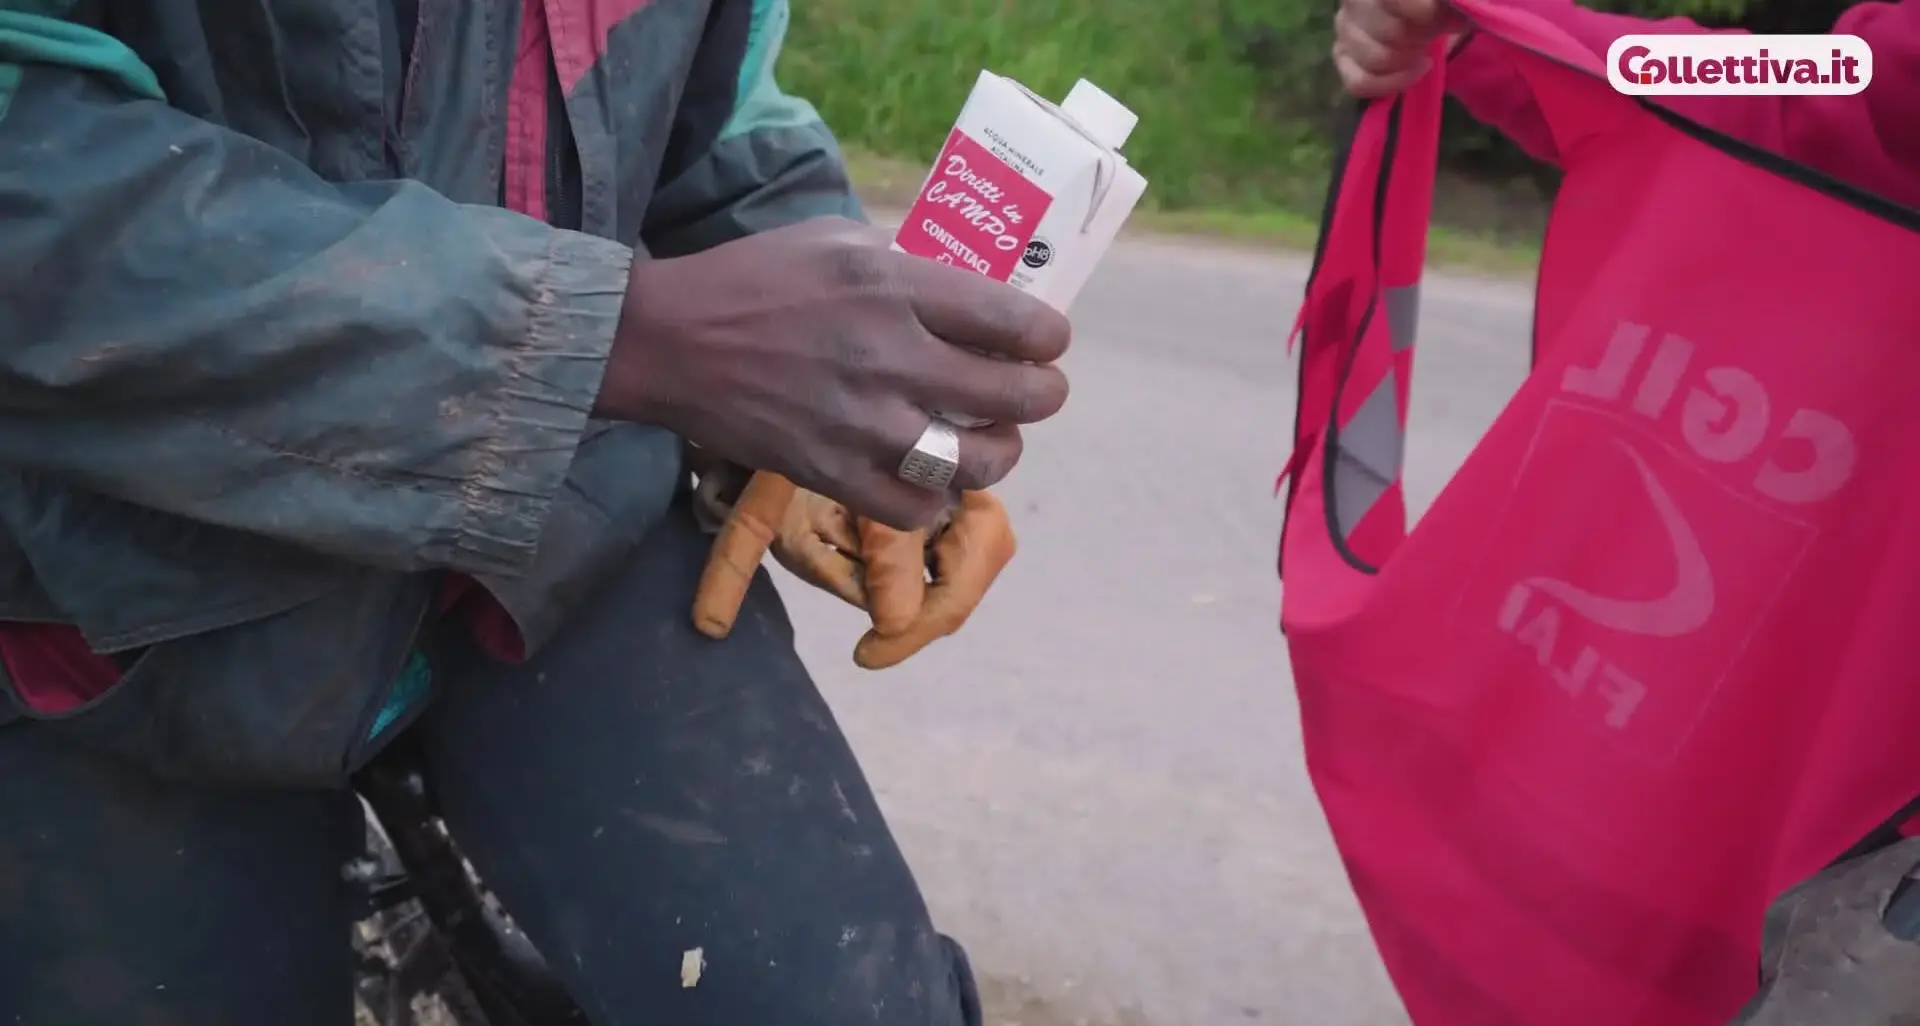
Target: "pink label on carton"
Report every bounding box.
[895,129,1053,282]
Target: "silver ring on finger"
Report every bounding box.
[897,417,961,492]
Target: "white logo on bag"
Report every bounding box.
[1560,322,1856,505]
[1522,440,1714,638]
[1490,320,1855,736]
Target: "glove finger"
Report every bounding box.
[925,491,1017,611]
[858,517,929,636]
[809,496,863,554]
[774,531,869,609]
[691,471,796,639]
[772,491,869,610]
[854,492,1016,670]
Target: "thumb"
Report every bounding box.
[1384,0,1461,33]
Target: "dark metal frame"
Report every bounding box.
[348,733,589,1026]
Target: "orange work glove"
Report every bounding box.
[849,490,1017,670]
[690,469,797,639]
[769,487,872,611]
[690,470,1015,668]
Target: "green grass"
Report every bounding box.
[784,0,1540,274]
[780,0,1330,213]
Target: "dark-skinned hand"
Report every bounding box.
[596,217,1072,530]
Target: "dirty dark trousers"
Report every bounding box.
[0,508,982,1026]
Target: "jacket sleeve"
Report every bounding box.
[1446,0,1920,196]
[640,0,865,257]
[0,9,634,579]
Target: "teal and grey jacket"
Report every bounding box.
[0,0,862,783]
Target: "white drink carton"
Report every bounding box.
[892,73,1149,314]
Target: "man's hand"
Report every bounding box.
[764,488,1015,669]
[1334,0,1462,98]
[596,217,1071,532]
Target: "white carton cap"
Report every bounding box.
[1061,79,1137,151]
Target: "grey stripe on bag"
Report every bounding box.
[1331,367,1404,539]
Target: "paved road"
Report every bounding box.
[775,233,1539,1026]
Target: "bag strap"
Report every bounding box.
[1280,59,1446,578]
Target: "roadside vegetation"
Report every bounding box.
[780,0,1849,271]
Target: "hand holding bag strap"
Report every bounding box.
[1377,56,1445,299]
[1294,46,1446,320]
